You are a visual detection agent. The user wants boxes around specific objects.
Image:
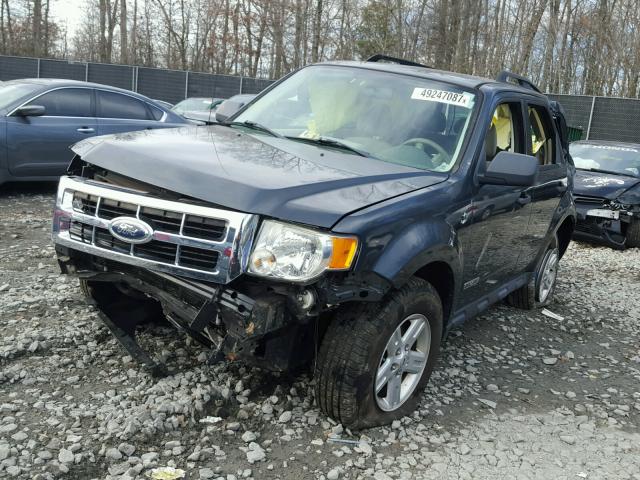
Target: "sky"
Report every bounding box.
[51,0,85,40]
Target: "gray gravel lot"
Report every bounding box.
[1,184,639,480]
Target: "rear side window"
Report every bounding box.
[97,91,151,120]
[29,88,92,117]
[528,105,555,165]
[148,104,164,121]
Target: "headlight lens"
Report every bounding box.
[248,220,357,282]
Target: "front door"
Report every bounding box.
[457,100,532,299]
[7,88,96,177]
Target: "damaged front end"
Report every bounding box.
[52,175,388,376]
[573,194,638,248]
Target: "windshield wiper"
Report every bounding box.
[286,136,372,158]
[225,120,284,138]
[579,167,638,178]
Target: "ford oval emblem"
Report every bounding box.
[108,217,153,244]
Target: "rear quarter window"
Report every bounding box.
[97,91,152,120]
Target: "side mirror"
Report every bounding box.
[14,105,46,117]
[479,151,538,187]
[215,100,244,123]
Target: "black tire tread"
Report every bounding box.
[506,281,534,309]
[627,220,640,248]
[315,277,441,428]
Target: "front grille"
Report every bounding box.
[139,207,183,234]
[94,227,131,254]
[575,221,602,235]
[183,215,227,240]
[179,246,220,271]
[73,192,227,242]
[55,176,258,283]
[69,221,93,244]
[574,195,605,207]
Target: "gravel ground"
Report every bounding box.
[1,183,639,480]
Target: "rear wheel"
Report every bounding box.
[507,235,559,310]
[626,220,640,248]
[314,277,443,429]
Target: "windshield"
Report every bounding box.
[570,143,640,177]
[172,98,217,113]
[0,83,41,111]
[234,65,477,172]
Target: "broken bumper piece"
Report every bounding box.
[56,246,313,374]
[573,203,633,248]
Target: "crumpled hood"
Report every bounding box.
[71,125,447,228]
[573,169,640,200]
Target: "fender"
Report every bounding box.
[369,219,462,290]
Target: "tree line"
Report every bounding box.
[1,0,640,97]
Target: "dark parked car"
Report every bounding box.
[0,79,188,186]
[52,57,575,428]
[571,140,640,248]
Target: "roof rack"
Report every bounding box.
[366,54,430,69]
[496,70,541,93]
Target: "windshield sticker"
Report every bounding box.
[411,88,474,108]
[589,145,639,153]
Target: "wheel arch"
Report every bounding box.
[413,261,455,327]
[555,214,575,259]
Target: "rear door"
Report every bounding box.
[6,88,96,176]
[96,90,175,135]
[517,101,569,269]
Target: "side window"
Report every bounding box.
[484,102,523,162]
[528,105,555,165]
[148,104,164,121]
[97,91,151,120]
[29,88,92,117]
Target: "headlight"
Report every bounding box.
[615,184,640,208]
[248,220,358,282]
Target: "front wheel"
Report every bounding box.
[626,220,640,248]
[314,277,443,429]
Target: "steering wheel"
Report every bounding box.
[402,138,451,164]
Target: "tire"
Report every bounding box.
[314,277,443,429]
[507,235,559,310]
[626,220,640,248]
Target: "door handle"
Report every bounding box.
[77,127,95,134]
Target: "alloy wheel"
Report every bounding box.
[538,249,559,303]
[375,313,431,412]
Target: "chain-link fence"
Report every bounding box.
[1,55,639,143]
[547,94,640,143]
[0,55,275,103]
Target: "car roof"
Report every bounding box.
[319,61,547,98]
[3,78,159,102]
[571,140,640,149]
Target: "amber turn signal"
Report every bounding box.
[328,237,358,270]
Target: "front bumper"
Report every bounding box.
[56,245,316,372]
[573,202,633,248]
